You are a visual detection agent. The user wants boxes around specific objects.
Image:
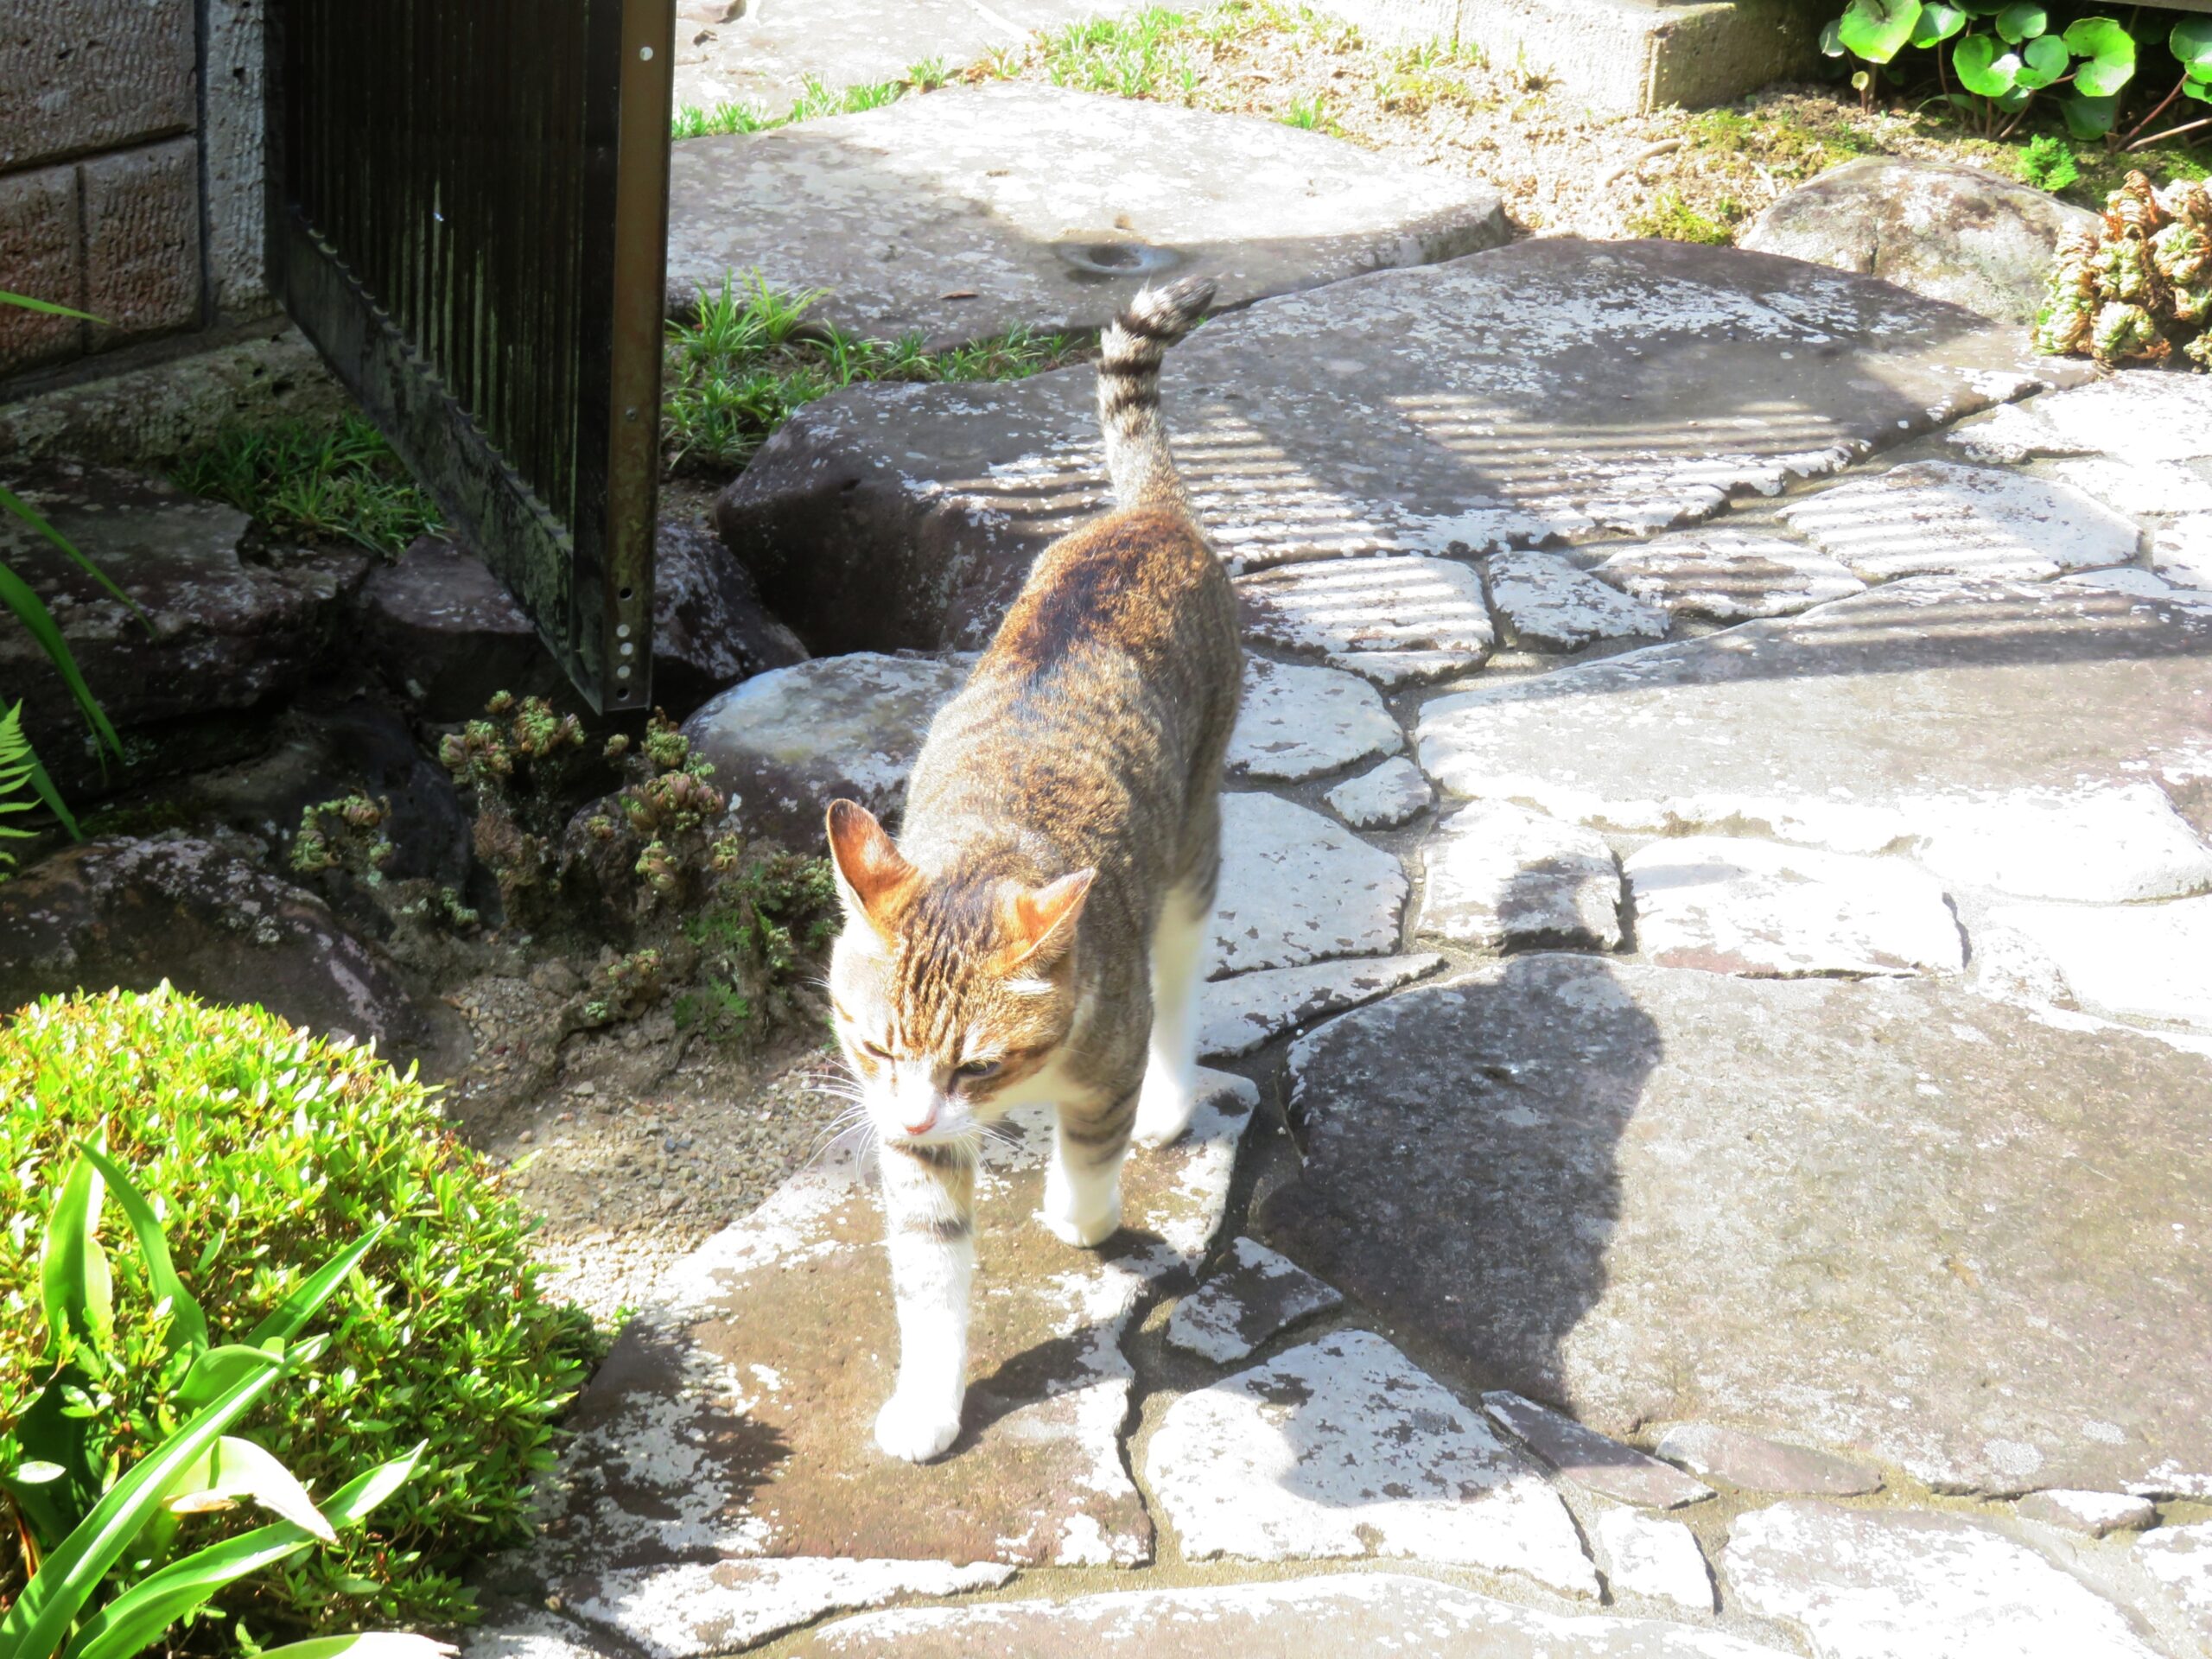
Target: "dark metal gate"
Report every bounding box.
[267,0,675,713]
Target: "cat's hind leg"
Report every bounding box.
[1134,878,1211,1147]
[874,1140,975,1462]
[1043,1090,1135,1248]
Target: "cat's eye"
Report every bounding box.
[956,1058,1002,1081]
[859,1039,892,1061]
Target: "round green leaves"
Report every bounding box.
[1837,0,1924,64]
[2063,16,2137,97]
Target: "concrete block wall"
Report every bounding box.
[0,0,272,389]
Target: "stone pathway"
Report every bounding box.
[503,229,2212,1656]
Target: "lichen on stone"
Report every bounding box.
[2037,171,2212,370]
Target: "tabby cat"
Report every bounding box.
[823,276,1240,1462]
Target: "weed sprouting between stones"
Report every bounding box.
[671,59,951,139]
[662,270,1085,474]
[1627,187,1744,244]
[170,415,442,555]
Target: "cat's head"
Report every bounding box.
[823,799,1095,1145]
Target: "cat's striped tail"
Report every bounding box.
[1096,275,1215,515]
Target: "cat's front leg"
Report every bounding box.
[1044,1090,1136,1248]
[875,1141,975,1462]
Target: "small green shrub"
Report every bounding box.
[1628,188,1741,245]
[0,987,600,1637]
[170,418,441,556]
[2018,130,2083,189]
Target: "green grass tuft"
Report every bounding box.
[1627,188,1742,245]
[170,416,442,555]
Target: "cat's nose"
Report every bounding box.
[900,1103,938,1136]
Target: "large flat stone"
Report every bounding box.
[1592,1508,1715,1615]
[1590,527,1866,621]
[1211,793,1407,976]
[1196,951,1445,1060]
[1482,1391,1714,1510]
[785,1573,1801,1657]
[1417,575,2212,906]
[1326,755,1433,828]
[1485,549,1668,651]
[536,1073,1255,1596]
[1258,957,2212,1495]
[679,652,968,846]
[1623,836,1964,978]
[2139,1522,2212,1648]
[1164,1236,1343,1365]
[1655,1423,1880,1497]
[1779,461,2140,582]
[1981,371,2212,464]
[1986,896,2212,1033]
[1144,1330,1599,1595]
[668,84,1507,343]
[1238,555,1495,687]
[719,238,2078,653]
[1727,1502,2159,1659]
[1417,800,1623,951]
[1226,658,1402,782]
[567,1559,1014,1659]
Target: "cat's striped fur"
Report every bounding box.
[823,276,1238,1462]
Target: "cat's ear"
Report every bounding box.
[999,868,1096,969]
[825,799,916,931]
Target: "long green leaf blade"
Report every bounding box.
[167,1437,334,1542]
[0,1357,291,1659]
[38,1153,112,1357]
[321,1442,427,1529]
[0,486,141,616]
[254,1637,457,1659]
[0,557,122,760]
[74,1144,210,1360]
[61,1524,316,1659]
[172,1344,283,1411]
[0,290,104,323]
[244,1224,388,1350]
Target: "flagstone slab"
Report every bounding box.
[1590,527,1866,621]
[1726,1502,2161,1659]
[1226,658,1402,781]
[1482,1392,1715,1510]
[1211,793,1408,976]
[1623,837,1964,978]
[1974,370,2212,464]
[1779,461,2139,582]
[2138,1522,2212,1647]
[1986,896,2212,1033]
[1196,951,1445,1059]
[2156,516,2212,589]
[2052,455,2212,519]
[1237,555,1496,686]
[568,1559,1017,1659]
[533,1073,1255,1586]
[668,84,1508,342]
[1326,755,1434,827]
[1592,1508,1716,1614]
[1416,575,2212,906]
[718,238,2080,652]
[1485,549,1669,651]
[1144,1330,1599,1596]
[1164,1236,1344,1364]
[784,1573,1802,1657]
[2016,1490,2157,1537]
[1418,800,1623,951]
[1258,956,2212,1496]
[1655,1424,1881,1497]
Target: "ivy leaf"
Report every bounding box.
[1954,32,2023,95]
[2173,16,2212,81]
[2062,90,2120,137]
[1836,0,1923,63]
[1996,3,2046,42]
[2015,33,2070,88]
[1911,3,1967,46]
[2062,16,2137,97]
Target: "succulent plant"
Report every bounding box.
[2037,170,2212,368]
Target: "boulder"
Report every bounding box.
[1259,956,2212,1496]
[668,84,1507,344]
[0,836,429,1055]
[650,519,808,716]
[719,238,2083,653]
[0,462,367,794]
[1740,156,2100,327]
[356,536,562,721]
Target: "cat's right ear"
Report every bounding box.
[825,799,916,932]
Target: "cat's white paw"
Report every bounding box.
[1132,1071,1197,1148]
[874,1390,963,1462]
[1041,1191,1122,1249]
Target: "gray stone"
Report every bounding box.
[1417,575,2212,906]
[1727,1502,2159,1659]
[1986,897,2212,1033]
[1239,556,1495,686]
[1326,756,1433,828]
[1165,1236,1344,1364]
[668,84,1507,344]
[2016,1489,2157,1537]
[720,238,2081,652]
[1592,1508,1715,1615]
[1485,549,1668,651]
[1590,527,1865,621]
[1227,658,1402,782]
[1780,461,2140,582]
[1624,837,1964,978]
[650,520,809,716]
[358,537,563,721]
[459,1609,613,1659]
[1211,793,1407,976]
[1987,371,2212,464]
[0,836,432,1058]
[679,652,968,847]
[566,1559,1015,1659]
[785,1573,1801,1657]
[1259,957,2212,1495]
[2052,454,2212,518]
[2152,517,2212,589]
[1418,800,1622,951]
[542,1075,1255,1584]
[1144,1330,1598,1595]
[2139,1522,2212,1647]
[1482,1392,1714,1510]
[1741,157,2101,327]
[1656,1424,1880,1497]
[1197,952,1445,1060]
[1943,398,2101,466]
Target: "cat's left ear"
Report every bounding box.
[826,798,917,931]
[999,868,1096,969]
